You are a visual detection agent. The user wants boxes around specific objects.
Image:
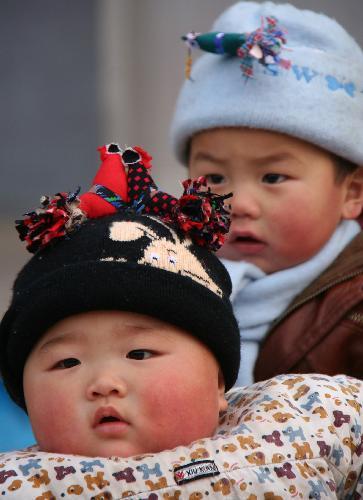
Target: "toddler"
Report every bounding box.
[170,1,363,385]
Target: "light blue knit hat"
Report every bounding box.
[170,1,363,166]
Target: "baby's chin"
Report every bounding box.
[40,430,217,458]
[40,442,157,459]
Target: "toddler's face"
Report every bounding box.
[189,128,359,273]
[23,310,227,457]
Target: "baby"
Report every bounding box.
[170,1,363,385]
[0,143,239,458]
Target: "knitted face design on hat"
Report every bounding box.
[106,218,222,297]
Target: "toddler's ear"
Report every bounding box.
[342,167,363,220]
[218,371,228,413]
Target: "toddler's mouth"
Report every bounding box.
[100,416,120,424]
[227,232,266,255]
[231,231,264,244]
[235,235,261,243]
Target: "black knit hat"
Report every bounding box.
[0,144,240,410]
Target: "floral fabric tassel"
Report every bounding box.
[182,15,291,79]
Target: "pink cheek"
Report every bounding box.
[28,389,76,449]
[139,374,218,446]
[269,204,313,244]
[139,373,188,416]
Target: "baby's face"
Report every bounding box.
[189,128,359,273]
[23,310,227,457]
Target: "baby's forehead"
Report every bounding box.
[35,310,187,351]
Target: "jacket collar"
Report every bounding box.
[275,231,363,323]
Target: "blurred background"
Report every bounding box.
[1,0,362,451]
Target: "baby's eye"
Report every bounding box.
[54,358,80,369]
[205,174,225,185]
[262,173,287,184]
[168,256,177,265]
[127,350,154,361]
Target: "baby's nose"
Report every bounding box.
[86,372,127,400]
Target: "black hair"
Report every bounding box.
[332,154,359,183]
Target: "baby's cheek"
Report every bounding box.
[140,373,219,448]
[27,388,76,451]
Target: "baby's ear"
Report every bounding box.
[342,166,363,220]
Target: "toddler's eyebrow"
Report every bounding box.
[192,151,300,167]
[191,151,227,165]
[250,152,298,167]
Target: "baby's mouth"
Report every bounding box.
[93,406,126,427]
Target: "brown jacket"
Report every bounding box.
[254,231,363,381]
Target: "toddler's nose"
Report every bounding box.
[230,187,261,219]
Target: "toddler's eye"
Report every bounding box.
[168,256,177,265]
[205,174,225,185]
[54,358,80,369]
[262,173,287,184]
[127,350,153,360]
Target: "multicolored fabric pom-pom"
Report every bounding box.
[16,190,86,254]
[172,178,231,251]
